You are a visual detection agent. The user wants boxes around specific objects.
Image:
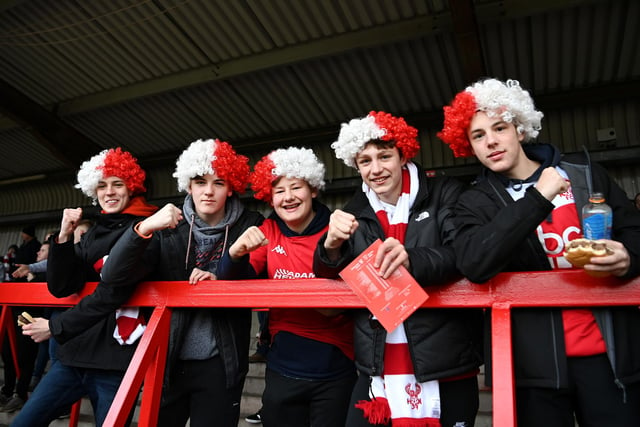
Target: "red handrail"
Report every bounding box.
[0,271,639,427]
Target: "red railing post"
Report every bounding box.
[68,400,82,427]
[103,306,171,427]
[491,303,517,427]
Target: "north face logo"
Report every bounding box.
[271,245,287,256]
[415,211,430,222]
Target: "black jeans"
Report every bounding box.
[158,355,243,427]
[261,368,357,427]
[1,307,40,400]
[516,353,640,427]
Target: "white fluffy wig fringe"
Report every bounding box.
[75,149,108,200]
[467,79,544,141]
[173,139,217,192]
[331,115,386,168]
[270,147,325,190]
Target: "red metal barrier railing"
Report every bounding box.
[1,271,639,426]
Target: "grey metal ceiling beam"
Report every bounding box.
[230,79,640,150]
[533,80,640,109]
[0,78,104,167]
[0,0,607,132]
[448,0,487,83]
[54,14,444,115]
[0,0,27,13]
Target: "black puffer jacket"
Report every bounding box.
[48,213,146,371]
[454,144,640,389]
[102,203,263,389]
[314,164,483,382]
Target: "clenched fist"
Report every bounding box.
[229,226,269,259]
[58,208,83,243]
[137,203,183,236]
[535,167,570,201]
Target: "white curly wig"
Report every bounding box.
[468,79,543,141]
[173,139,218,192]
[270,147,326,190]
[331,115,386,168]
[251,147,326,202]
[75,148,146,202]
[76,150,109,200]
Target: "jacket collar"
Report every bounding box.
[344,162,428,218]
[478,143,562,189]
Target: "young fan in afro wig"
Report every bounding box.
[438,78,544,157]
[75,148,146,202]
[332,111,420,168]
[251,147,326,203]
[173,138,250,194]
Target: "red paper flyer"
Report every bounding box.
[339,239,429,332]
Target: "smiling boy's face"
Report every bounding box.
[96,176,132,214]
[272,177,317,234]
[355,143,407,205]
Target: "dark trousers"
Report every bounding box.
[256,310,270,357]
[261,368,357,427]
[516,353,640,427]
[158,355,243,427]
[1,307,40,400]
[346,372,479,427]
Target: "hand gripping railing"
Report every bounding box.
[0,270,639,427]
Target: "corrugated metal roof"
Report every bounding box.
[0,0,638,220]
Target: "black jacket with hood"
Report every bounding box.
[101,195,263,391]
[48,212,148,371]
[453,143,640,390]
[314,163,483,382]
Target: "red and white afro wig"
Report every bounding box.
[251,146,326,203]
[332,111,420,168]
[172,138,250,194]
[438,78,544,157]
[75,148,146,201]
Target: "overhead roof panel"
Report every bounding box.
[0,0,637,199]
[479,0,640,94]
[66,97,207,157]
[0,128,67,179]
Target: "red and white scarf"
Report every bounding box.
[356,162,441,427]
[94,255,146,346]
[113,307,146,345]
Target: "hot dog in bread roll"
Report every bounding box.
[564,238,613,277]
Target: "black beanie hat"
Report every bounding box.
[22,225,36,237]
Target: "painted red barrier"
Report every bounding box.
[0,270,639,427]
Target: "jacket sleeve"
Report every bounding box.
[405,177,463,286]
[216,252,258,280]
[49,223,159,343]
[313,232,356,279]
[29,259,47,274]
[454,184,554,283]
[100,224,158,287]
[47,240,87,297]
[595,163,640,279]
[217,210,265,280]
[48,283,136,344]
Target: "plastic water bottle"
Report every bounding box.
[582,192,612,240]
